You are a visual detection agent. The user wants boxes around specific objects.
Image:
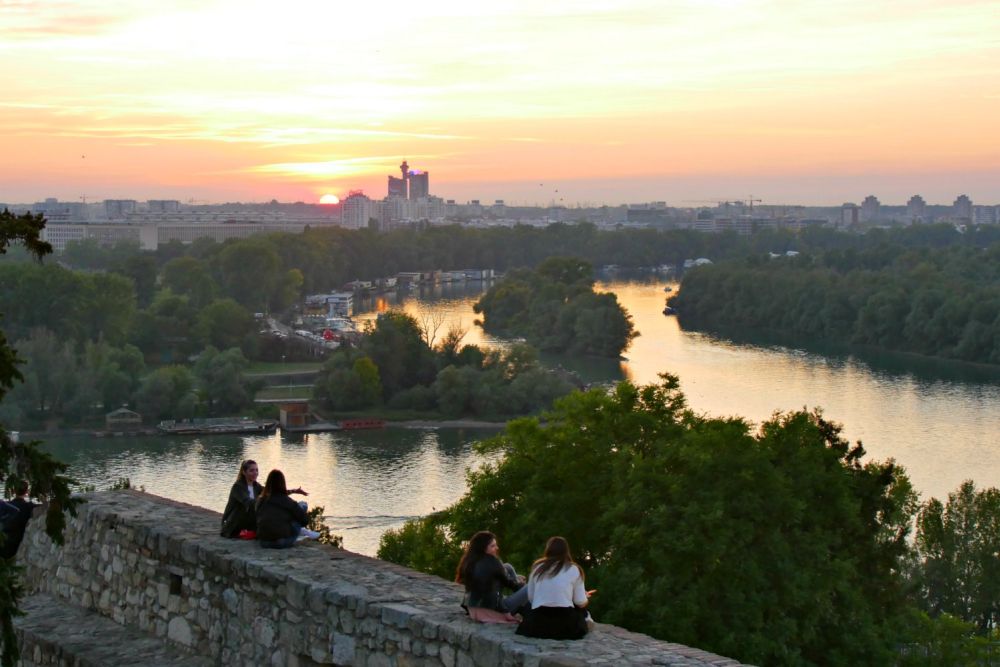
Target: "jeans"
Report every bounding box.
[501,563,530,614]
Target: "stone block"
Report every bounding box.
[167,616,193,647]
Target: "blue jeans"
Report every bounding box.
[501,563,529,614]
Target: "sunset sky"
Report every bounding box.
[2,0,999,205]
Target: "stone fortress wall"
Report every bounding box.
[14,491,750,667]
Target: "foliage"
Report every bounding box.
[669,239,1000,364]
[192,347,257,416]
[474,257,637,357]
[911,481,1000,632]
[305,505,343,549]
[135,366,196,421]
[895,610,997,667]
[0,209,81,667]
[378,375,917,666]
[377,514,463,581]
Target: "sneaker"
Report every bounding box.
[297,529,320,541]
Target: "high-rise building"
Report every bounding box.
[388,176,407,199]
[906,195,927,223]
[408,170,429,199]
[954,194,973,220]
[840,203,859,227]
[860,195,880,223]
[341,191,371,229]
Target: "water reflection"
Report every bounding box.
[43,427,492,556]
[42,278,1000,556]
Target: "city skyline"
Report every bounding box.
[2,1,999,205]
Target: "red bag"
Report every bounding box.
[238,529,257,540]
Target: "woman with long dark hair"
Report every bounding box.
[455,531,528,623]
[516,536,594,639]
[255,469,319,549]
[221,459,263,538]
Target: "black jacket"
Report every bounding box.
[1,497,36,558]
[464,555,520,611]
[255,493,308,541]
[220,481,263,538]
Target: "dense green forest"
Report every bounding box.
[313,311,577,420]
[473,257,637,357]
[669,239,1000,365]
[378,376,1000,666]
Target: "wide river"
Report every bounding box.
[44,279,1000,555]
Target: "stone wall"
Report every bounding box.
[16,491,751,667]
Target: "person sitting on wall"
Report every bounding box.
[221,459,264,538]
[515,536,595,640]
[0,481,38,559]
[456,530,529,623]
[255,469,320,549]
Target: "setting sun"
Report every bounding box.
[319,194,340,205]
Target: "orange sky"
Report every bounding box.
[2,0,999,205]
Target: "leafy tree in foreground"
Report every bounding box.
[0,210,80,666]
[912,480,1000,632]
[379,375,916,666]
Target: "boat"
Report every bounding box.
[663,286,673,293]
[663,307,677,316]
[157,418,279,436]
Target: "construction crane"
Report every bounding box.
[683,197,764,213]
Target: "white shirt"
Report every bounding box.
[526,563,587,609]
[247,484,255,500]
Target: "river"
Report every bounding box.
[43,278,1000,555]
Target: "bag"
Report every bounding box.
[238,529,257,540]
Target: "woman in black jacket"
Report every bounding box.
[456,531,528,622]
[220,460,263,538]
[255,469,318,549]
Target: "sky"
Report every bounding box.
[1,0,999,206]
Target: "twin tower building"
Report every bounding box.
[388,161,429,200]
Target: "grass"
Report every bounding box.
[255,386,314,400]
[245,361,324,375]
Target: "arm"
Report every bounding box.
[572,566,588,608]
[288,496,308,525]
[229,483,253,511]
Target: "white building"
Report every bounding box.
[341,192,372,229]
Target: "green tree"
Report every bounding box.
[193,299,255,352]
[0,209,81,666]
[192,347,253,415]
[135,366,197,421]
[380,376,916,666]
[161,256,217,309]
[913,481,1000,632]
[361,311,436,398]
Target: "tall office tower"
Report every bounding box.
[954,194,973,220]
[906,195,927,223]
[388,175,407,199]
[104,199,138,219]
[408,170,429,199]
[341,191,372,229]
[860,195,881,223]
[840,203,859,227]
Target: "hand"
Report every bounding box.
[291,487,309,496]
[517,575,526,585]
[586,589,597,598]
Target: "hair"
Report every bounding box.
[260,469,288,501]
[13,481,28,497]
[455,531,496,586]
[236,459,258,485]
[531,536,582,582]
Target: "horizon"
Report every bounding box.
[2,1,999,205]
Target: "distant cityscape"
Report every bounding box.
[2,161,998,251]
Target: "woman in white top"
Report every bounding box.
[516,536,593,639]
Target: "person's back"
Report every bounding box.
[255,493,306,542]
[527,562,585,609]
[1,485,37,559]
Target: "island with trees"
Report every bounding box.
[473,256,637,358]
